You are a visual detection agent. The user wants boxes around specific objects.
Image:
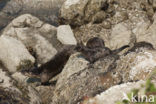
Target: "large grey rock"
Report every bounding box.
[2,14,57,64]
[116,50,156,82]
[52,47,156,104]
[0,35,35,73]
[60,0,107,26]
[0,67,42,104]
[57,25,77,45]
[73,0,150,49]
[137,13,156,48]
[56,53,89,89]
[109,23,131,49]
[52,54,122,104]
[82,80,145,104]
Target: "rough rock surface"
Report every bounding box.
[1,0,156,104]
[52,48,156,104]
[57,25,77,45]
[2,14,57,64]
[60,0,107,26]
[0,67,42,104]
[137,13,156,48]
[52,54,122,104]
[82,80,145,104]
[0,35,35,73]
[116,50,156,82]
[109,23,131,49]
[73,0,151,50]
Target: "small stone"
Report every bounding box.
[102,20,112,29]
[57,25,77,45]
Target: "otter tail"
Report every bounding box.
[112,45,129,54]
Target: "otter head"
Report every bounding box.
[86,37,105,49]
[40,71,51,85]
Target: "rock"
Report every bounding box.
[82,80,145,104]
[60,0,107,26]
[12,72,40,86]
[52,54,122,104]
[0,0,65,30]
[73,0,150,49]
[2,14,57,64]
[0,67,42,104]
[109,23,131,49]
[0,35,35,73]
[36,85,55,104]
[0,68,13,88]
[56,53,89,89]
[57,25,77,45]
[137,13,156,48]
[116,50,156,82]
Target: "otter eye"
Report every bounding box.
[113,72,116,75]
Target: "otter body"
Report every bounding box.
[125,41,154,55]
[23,37,129,85]
[77,37,129,63]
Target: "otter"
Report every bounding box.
[22,45,77,85]
[76,37,129,63]
[124,41,154,55]
[86,37,105,48]
[39,45,76,85]
[23,37,129,85]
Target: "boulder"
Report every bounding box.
[109,23,131,49]
[60,0,107,26]
[52,54,122,104]
[82,80,145,104]
[116,50,156,82]
[0,35,35,73]
[0,67,42,104]
[52,48,156,103]
[56,53,89,89]
[137,13,156,49]
[57,25,77,45]
[2,14,57,64]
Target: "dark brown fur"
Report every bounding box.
[86,37,105,48]
[125,41,154,55]
[40,45,77,84]
[76,37,129,63]
[23,37,129,85]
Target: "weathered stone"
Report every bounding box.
[60,0,107,26]
[0,68,13,88]
[2,14,57,64]
[116,50,156,82]
[56,53,89,89]
[52,54,122,104]
[137,13,156,49]
[0,67,42,104]
[57,25,77,45]
[82,80,145,104]
[109,23,131,49]
[0,35,35,73]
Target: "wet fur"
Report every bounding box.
[125,41,154,55]
[23,37,129,84]
[77,37,129,63]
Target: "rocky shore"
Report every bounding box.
[0,0,156,104]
